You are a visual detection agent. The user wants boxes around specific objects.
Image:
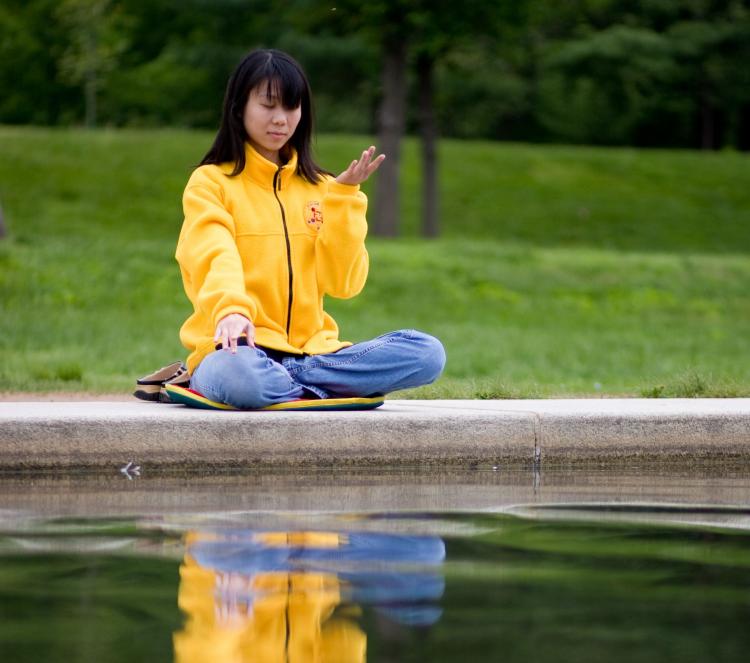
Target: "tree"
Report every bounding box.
[292,0,503,237]
[408,1,505,237]
[540,25,677,144]
[416,50,438,237]
[667,15,750,150]
[532,0,750,150]
[56,0,128,127]
[289,0,412,236]
[373,3,411,237]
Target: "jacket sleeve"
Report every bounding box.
[176,176,258,327]
[315,180,369,299]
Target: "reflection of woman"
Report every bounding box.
[173,530,445,663]
[175,565,363,663]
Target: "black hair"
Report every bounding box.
[199,49,330,182]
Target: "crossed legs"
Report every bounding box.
[190,329,446,410]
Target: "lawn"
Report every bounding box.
[0,126,748,397]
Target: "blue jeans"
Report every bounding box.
[190,329,446,409]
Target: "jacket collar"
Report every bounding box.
[242,142,298,190]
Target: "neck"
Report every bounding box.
[248,139,281,166]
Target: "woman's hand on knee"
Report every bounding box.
[214,314,255,354]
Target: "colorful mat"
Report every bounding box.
[164,384,385,411]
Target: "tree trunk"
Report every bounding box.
[737,104,750,151]
[698,86,724,150]
[373,40,408,237]
[85,69,97,128]
[417,52,439,238]
[700,98,715,150]
[84,24,97,128]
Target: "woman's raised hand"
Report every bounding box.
[335,146,386,186]
[214,313,255,354]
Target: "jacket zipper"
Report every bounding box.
[284,570,291,663]
[273,168,294,337]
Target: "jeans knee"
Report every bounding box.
[223,363,266,409]
[195,350,270,409]
[409,331,446,385]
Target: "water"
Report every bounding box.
[2,468,750,662]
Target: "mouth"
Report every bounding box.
[268,132,287,138]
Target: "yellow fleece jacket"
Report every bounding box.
[173,531,366,663]
[174,561,366,663]
[176,144,369,374]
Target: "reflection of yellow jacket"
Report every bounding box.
[176,144,369,373]
[173,534,366,663]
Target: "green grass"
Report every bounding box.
[0,125,749,397]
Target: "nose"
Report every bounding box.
[272,111,286,126]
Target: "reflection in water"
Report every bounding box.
[173,529,445,662]
[3,508,750,662]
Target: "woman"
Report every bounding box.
[177,49,445,409]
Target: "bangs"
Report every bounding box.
[253,59,306,110]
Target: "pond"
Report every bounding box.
[1,467,750,662]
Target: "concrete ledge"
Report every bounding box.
[1,398,749,469]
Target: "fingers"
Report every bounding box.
[359,146,373,167]
[348,150,369,177]
[214,322,230,352]
[360,146,385,178]
[357,146,375,173]
[366,153,386,177]
[336,146,385,185]
[214,313,254,354]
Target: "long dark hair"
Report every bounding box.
[199,49,329,182]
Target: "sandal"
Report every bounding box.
[134,361,190,402]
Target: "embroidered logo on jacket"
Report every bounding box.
[305,201,323,231]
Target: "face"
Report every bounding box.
[242,82,302,165]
